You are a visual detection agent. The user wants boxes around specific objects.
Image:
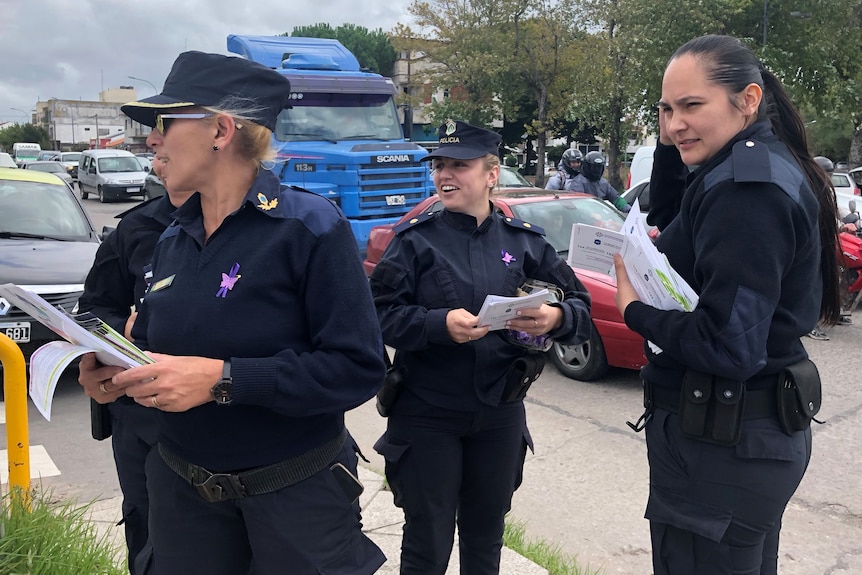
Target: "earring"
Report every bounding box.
[212,145,219,151]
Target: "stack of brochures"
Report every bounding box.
[0,283,152,420]
[567,199,699,312]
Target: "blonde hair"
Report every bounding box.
[203,96,277,166]
[482,153,501,191]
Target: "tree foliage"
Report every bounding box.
[287,23,397,76]
[0,124,50,153]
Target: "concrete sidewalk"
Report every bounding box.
[88,465,548,574]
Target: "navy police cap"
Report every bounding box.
[121,51,291,132]
[421,119,501,161]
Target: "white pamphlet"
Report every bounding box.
[476,289,550,331]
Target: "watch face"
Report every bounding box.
[211,378,232,405]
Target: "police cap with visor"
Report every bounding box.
[422,120,501,161]
[121,51,292,132]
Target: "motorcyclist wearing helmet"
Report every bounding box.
[570,151,631,212]
[813,155,834,174]
[545,148,583,191]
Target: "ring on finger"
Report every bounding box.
[534,319,538,328]
[99,382,108,394]
[151,396,161,408]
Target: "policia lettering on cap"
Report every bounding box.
[370,119,593,574]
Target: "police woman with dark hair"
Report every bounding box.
[77,51,386,574]
[371,120,592,575]
[614,35,840,574]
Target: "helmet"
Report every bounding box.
[814,156,834,174]
[581,151,606,182]
[561,148,583,177]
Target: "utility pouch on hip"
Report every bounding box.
[502,354,546,403]
[678,370,745,446]
[376,350,405,418]
[776,358,821,435]
[90,398,112,441]
[678,370,712,438]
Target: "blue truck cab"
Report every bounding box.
[227,34,433,253]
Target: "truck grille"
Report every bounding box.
[357,162,429,209]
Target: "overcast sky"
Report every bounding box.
[0,0,415,124]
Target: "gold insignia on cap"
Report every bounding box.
[445,119,457,136]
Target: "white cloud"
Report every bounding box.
[0,0,414,122]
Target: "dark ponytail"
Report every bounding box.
[672,35,841,325]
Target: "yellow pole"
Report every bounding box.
[0,333,30,501]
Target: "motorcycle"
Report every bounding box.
[838,203,862,320]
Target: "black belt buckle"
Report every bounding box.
[193,472,247,502]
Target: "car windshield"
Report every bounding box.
[274,93,402,142]
[98,157,143,173]
[510,197,625,255]
[0,180,92,239]
[29,163,64,173]
[499,167,533,188]
[60,153,82,163]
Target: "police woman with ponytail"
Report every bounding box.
[613,35,840,574]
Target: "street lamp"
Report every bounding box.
[127,76,158,95]
[762,2,813,47]
[10,108,30,123]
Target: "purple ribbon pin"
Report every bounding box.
[216,263,241,298]
[501,250,516,266]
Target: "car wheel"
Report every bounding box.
[98,186,107,203]
[548,321,609,381]
[143,187,151,201]
[79,182,88,200]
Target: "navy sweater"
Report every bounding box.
[134,169,385,471]
[627,121,820,390]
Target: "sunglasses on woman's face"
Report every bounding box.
[154,113,214,135]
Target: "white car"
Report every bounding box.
[0,152,18,168]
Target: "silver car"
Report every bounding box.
[21,161,74,186]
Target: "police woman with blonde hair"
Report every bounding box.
[371,120,592,574]
[78,51,386,574]
[614,35,839,574]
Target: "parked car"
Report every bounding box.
[626,145,655,188]
[135,153,154,172]
[0,167,101,362]
[832,172,860,197]
[20,161,74,186]
[52,151,83,181]
[142,167,167,200]
[0,153,18,169]
[37,150,61,161]
[78,149,147,202]
[363,190,647,381]
[848,166,862,188]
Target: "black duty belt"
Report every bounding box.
[649,380,778,420]
[158,428,347,503]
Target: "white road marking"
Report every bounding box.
[0,444,62,484]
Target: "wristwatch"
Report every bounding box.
[210,360,233,405]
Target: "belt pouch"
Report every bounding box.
[90,398,112,441]
[777,358,822,435]
[710,377,745,445]
[678,369,712,438]
[502,355,546,403]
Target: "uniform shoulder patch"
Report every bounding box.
[732,139,771,183]
[501,216,545,235]
[394,210,437,235]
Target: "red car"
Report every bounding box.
[363,188,647,381]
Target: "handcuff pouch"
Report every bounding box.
[776,358,821,435]
[678,369,712,438]
[502,355,546,403]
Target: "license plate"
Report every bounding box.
[0,322,31,343]
[127,187,141,193]
[386,195,406,206]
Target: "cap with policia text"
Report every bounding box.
[121,51,291,132]
[421,119,502,161]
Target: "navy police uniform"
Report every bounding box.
[370,120,592,574]
[132,169,386,574]
[628,120,818,574]
[77,195,176,574]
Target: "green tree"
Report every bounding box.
[0,123,50,153]
[287,23,397,76]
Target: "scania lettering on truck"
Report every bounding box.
[227,34,433,254]
[12,143,42,167]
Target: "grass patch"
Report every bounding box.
[0,487,126,575]
[503,519,602,575]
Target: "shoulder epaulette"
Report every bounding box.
[732,139,772,183]
[114,195,162,220]
[501,216,545,235]
[394,209,437,234]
